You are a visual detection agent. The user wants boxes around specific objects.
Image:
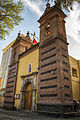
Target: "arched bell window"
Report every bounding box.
[46,23,50,35]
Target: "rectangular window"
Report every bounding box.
[40,94,57,97]
[4,101,13,104]
[65,94,70,97]
[40,76,57,82]
[28,64,31,73]
[8,75,16,79]
[61,47,66,52]
[41,54,56,61]
[41,47,56,55]
[64,77,69,80]
[7,81,14,84]
[13,49,16,58]
[72,68,77,77]
[62,54,67,58]
[40,85,57,89]
[6,91,13,93]
[41,68,57,75]
[62,61,67,65]
[64,85,69,88]
[41,61,56,68]
[63,69,68,73]
[6,96,12,98]
[7,86,13,88]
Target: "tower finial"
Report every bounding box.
[18,30,21,37]
[19,30,21,33]
[27,31,30,37]
[46,0,50,11]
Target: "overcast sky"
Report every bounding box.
[0,0,80,65]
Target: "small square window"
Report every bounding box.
[72,68,77,77]
[28,64,31,73]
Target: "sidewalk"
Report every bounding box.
[0,109,80,120]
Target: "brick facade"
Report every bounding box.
[4,32,32,109]
[37,4,73,113]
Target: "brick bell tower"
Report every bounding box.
[37,3,73,113]
[4,32,32,109]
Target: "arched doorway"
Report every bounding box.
[24,83,32,110]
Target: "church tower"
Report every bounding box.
[37,3,73,113]
[4,32,32,109]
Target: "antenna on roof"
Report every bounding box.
[46,0,50,10]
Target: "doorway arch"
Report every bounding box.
[24,82,32,110]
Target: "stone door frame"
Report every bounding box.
[19,74,37,112]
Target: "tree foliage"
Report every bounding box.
[0,0,24,40]
[46,0,80,10]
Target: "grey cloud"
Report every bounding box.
[78,30,80,35]
[77,14,80,21]
[77,30,80,40]
[67,35,80,60]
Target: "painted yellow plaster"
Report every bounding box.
[0,96,4,106]
[15,45,39,109]
[69,56,80,100]
[0,88,5,106]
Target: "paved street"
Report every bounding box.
[0,109,80,120]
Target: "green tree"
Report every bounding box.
[0,0,24,40]
[46,0,80,10]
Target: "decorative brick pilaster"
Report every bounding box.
[37,4,73,113]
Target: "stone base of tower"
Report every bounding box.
[4,102,15,110]
[37,103,74,114]
[4,104,13,110]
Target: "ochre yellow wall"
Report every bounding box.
[15,46,39,109]
[0,88,5,107]
[0,78,5,106]
[0,96,4,106]
[69,56,80,100]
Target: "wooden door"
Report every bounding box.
[24,83,32,110]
